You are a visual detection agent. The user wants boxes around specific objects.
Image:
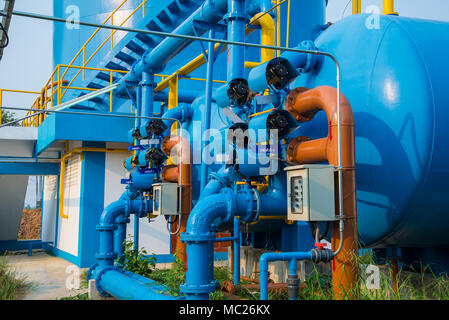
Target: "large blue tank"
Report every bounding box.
[53,0,144,67]
[293,14,449,249]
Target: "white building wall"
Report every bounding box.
[105,142,170,255]
[56,141,82,256]
[41,175,58,243]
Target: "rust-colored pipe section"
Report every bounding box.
[161,135,192,268]
[286,86,358,299]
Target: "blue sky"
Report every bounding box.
[1,0,448,206]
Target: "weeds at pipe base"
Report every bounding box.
[0,256,33,300]
[115,237,156,278]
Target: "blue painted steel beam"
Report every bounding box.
[0,162,60,175]
[36,110,134,154]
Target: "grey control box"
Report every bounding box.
[152,183,180,216]
[285,165,337,222]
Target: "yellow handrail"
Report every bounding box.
[21,65,128,127]
[22,0,147,128]
[353,0,362,14]
[353,0,398,15]
[59,147,131,219]
[0,89,40,125]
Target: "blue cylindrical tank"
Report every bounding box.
[53,0,143,66]
[293,14,449,248]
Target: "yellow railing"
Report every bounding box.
[0,89,40,125]
[17,0,284,128]
[21,0,148,127]
[19,63,227,127]
[353,0,398,15]
[20,65,129,127]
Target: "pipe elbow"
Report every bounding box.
[161,135,192,164]
[162,104,194,129]
[286,86,354,126]
[201,166,238,199]
[99,200,129,229]
[249,13,275,62]
[161,164,179,183]
[259,253,277,272]
[186,193,230,236]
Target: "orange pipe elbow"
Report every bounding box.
[161,135,192,268]
[285,86,358,299]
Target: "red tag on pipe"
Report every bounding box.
[315,242,326,250]
[329,121,332,141]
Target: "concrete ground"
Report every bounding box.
[3,250,88,300]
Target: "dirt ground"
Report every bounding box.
[17,209,41,240]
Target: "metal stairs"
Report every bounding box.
[65,0,203,108]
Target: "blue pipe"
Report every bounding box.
[259,252,312,300]
[96,195,145,268]
[258,173,287,216]
[134,212,140,252]
[153,90,200,104]
[141,72,154,118]
[248,0,272,15]
[200,166,239,200]
[225,0,248,81]
[116,0,228,94]
[233,217,240,285]
[114,214,129,260]
[161,103,194,132]
[200,29,216,192]
[259,249,334,300]
[91,192,181,300]
[97,268,183,300]
[180,187,255,299]
[136,85,142,129]
[139,72,155,138]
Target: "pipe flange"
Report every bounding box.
[223,13,250,23]
[208,171,229,188]
[238,186,260,223]
[86,263,98,282]
[95,252,118,261]
[95,266,121,297]
[96,224,116,232]
[115,215,130,224]
[179,280,218,295]
[297,40,319,74]
[220,187,236,222]
[248,187,260,222]
[180,232,215,244]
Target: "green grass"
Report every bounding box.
[60,292,89,300]
[0,257,32,300]
[147,257,186,297]
[294,252,449,300]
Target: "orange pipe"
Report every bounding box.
[161,135,192,268]
[286,86,358,299]
[392,258,399,294]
